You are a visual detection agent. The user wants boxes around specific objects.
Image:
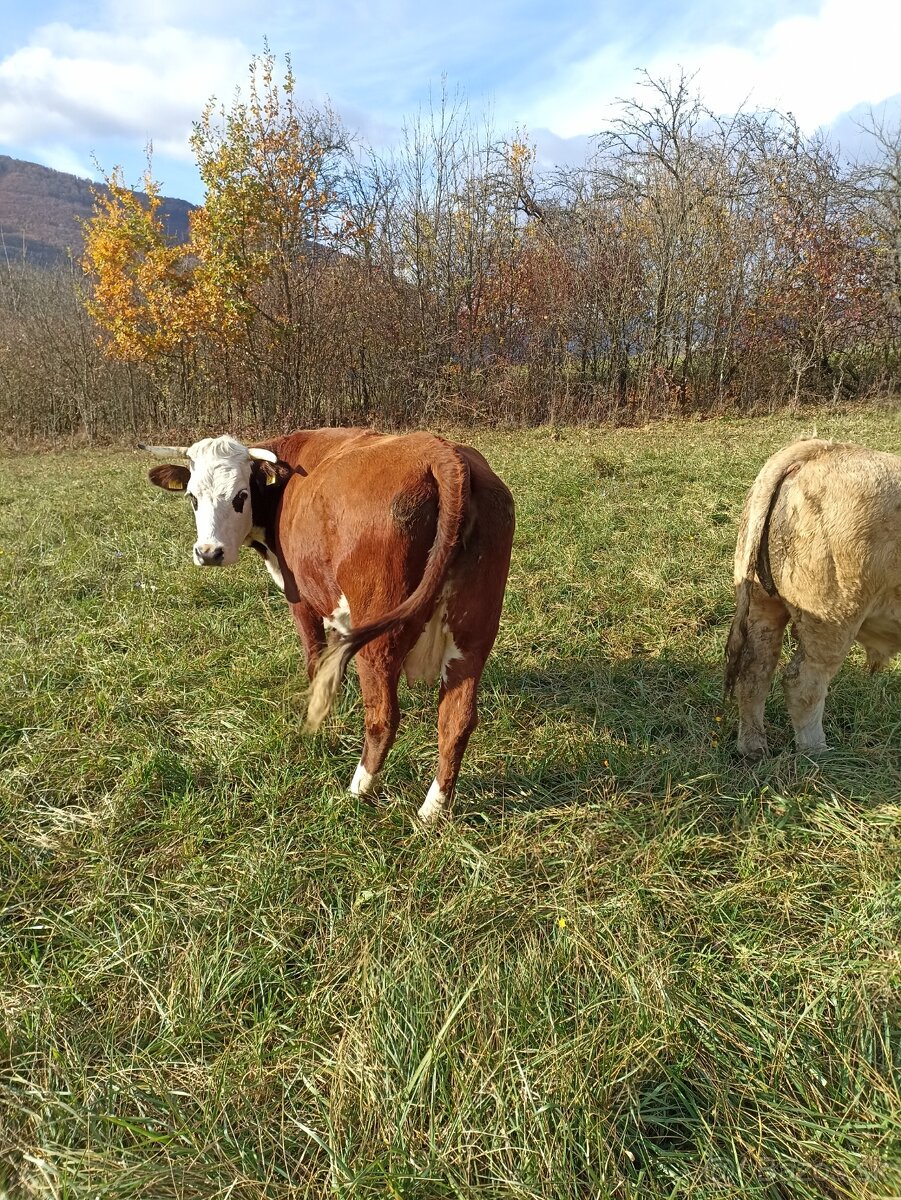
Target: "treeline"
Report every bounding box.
[2,60,901,441]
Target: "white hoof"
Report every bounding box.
[417,779,447,824]
[349,762,377,797]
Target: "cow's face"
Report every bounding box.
[145,436,279,567]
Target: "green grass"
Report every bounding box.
[1,407,899,1198]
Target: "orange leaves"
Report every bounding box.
[187,51,351,332]
[81,168,199,362]
[82,52,354,369]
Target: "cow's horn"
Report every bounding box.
[248,447,278,463]
[138,443,190,458]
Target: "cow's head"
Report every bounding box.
[141,436,289,566]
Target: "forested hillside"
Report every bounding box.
[0,154,192,267]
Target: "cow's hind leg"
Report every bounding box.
[782,620,854,754]
[418,478,513,824]
[734,587,789,757]
[418,660,481,824]
[349,655,402,797]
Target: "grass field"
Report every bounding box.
[1,407,899,1199]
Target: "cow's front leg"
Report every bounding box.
[290,599,327,681]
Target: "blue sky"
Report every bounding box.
[1,0,899,204]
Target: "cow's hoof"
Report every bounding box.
[349,762,378,797]
[736,740,769,759]
[416,803,445,827]
[417,780,448,825]
[796,743,830,757]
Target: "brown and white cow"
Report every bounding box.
[141,428,514,822]
[725,437,901,756]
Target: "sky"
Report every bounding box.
[1,0,899,204]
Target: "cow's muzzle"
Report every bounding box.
[194,543,225,566]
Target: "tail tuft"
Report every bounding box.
[724,601,749,697]
[304,641,354,733]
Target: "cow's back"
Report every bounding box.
[270,430,512,627]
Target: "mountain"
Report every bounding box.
[0,155,194,268]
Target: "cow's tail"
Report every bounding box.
[305,441,471,733]
[724,438,830,696]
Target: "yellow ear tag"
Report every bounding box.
[266,470,278,486]
[167,480,185,491]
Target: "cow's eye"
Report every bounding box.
[232,489,248,513]
[187,493,198,511]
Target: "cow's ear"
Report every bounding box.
[251,460,294,489]
[148,464,191,492]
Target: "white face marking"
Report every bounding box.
[417,779,447,824]
[184,436,255,567]
[323,594,352,637]
[349,761,376,796]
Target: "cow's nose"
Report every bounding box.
[194,543,225,566]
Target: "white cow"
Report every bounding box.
[725,437,901,755]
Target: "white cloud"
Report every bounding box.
[28,143,97,180]
[527,0,901,138]
[657,0,901,129]
[100,0,257,27]
[517,39,635,140]
[1,0,898,201]
[0,23,249,162]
